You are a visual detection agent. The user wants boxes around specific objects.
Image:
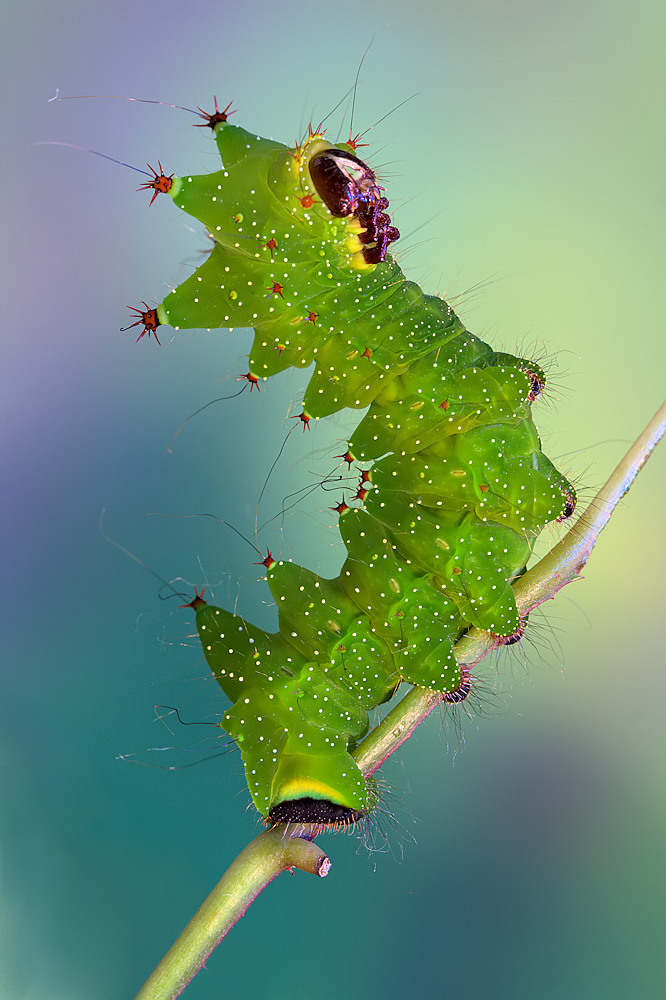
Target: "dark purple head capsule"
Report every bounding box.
[308,148,378,217]
[308,147,400,264]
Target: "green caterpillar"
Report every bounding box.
[129,101,576,827]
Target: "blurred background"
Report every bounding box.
[2,0,664,997]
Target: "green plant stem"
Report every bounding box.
[134,401,664,1000]
[133,829,330,1000]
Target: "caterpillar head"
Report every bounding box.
[307,146,400,264]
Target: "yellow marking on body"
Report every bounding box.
[295,136,331,179]
[346,228,376,272]
[276,777,350,805]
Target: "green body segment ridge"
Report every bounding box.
[141,110,576,823]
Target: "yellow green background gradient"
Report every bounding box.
[2,0,664,997]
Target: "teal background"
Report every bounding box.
[2,1,665,998]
